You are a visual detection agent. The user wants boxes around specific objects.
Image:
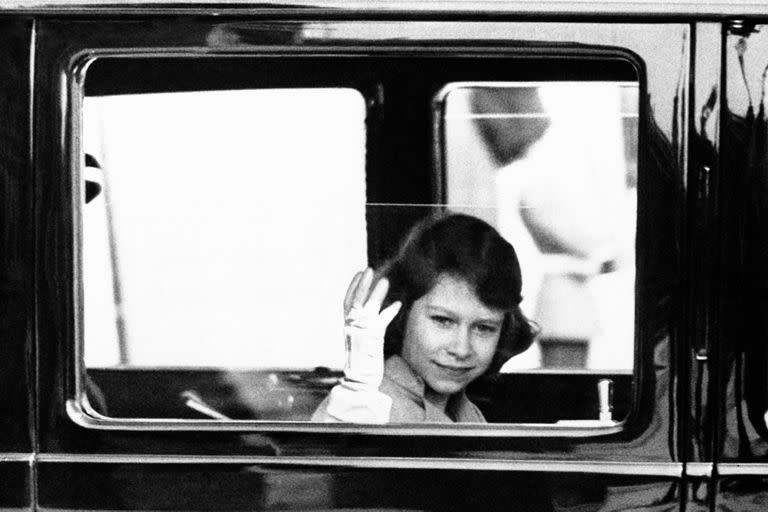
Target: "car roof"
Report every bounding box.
[3,0,768,18]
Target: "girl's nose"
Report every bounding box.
[446,328,472,359]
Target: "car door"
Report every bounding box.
[32,9,690,512]
[711,18,768,512]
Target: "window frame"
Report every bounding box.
[51,20,664,439]
[433,79,640,372]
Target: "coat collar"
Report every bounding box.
[383,355,485,422]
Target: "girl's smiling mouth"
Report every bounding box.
[433,361,474,376]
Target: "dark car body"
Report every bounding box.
[3,1,768,511]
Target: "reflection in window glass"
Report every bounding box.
[443,82,638,371]
[82,88,368,369]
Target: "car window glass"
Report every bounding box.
[82,88,368,370]
[442,82,638,373]
[80,75,636,427]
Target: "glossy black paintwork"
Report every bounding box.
[36,462,681,512]
[0,461,31,510]
[688,22,721,469]
[686,478,712,512]
[715,477,768,512]
[0,16,34,455]
[716,23,768,463]
[710,19,768,512]
[0,16,34,512]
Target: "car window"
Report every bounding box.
[440,82,638,372]
[82,88,368,370]
[79,60,637,429]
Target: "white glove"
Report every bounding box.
[313,268,402,423]
[342,268,402,389]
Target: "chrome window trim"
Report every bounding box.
[4,0,768,17]
[69,50,634,436]
[0,453,35,463]
[67,397,625,436]
[85,365,634,375]
[36,451,684,476]
[716,464,768,476]
[685,462,714,478]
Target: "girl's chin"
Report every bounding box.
[425,378,469,396]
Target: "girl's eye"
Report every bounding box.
[431,315,455,327]
[474,324,500,336]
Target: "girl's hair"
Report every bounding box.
[380,213,537,373]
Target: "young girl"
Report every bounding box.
[313,213,536,423]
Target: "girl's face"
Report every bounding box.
[401,273,505,399]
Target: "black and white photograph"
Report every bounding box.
[2,0,768,510]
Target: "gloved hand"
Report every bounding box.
[342,268,402,389]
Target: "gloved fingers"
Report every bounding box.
[351,268,374,310]
[378,300,402,327]
[365,276,390,314]
[345,267,373,317]
[344,270,365,315]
